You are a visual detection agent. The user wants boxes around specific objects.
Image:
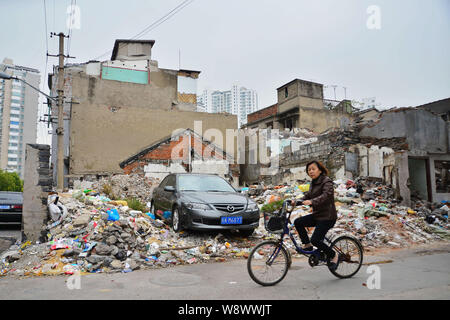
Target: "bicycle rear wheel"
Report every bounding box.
[247,240,289,286]
[328,236,363,279]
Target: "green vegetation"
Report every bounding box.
[102,183,118,200]
[0,170,23,192]
[261,199,284,213]
[125,197,146,212]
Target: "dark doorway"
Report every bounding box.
[408,158,432,201]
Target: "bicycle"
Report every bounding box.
[247,199,364,286]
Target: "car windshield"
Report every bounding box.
[178,175,236,192]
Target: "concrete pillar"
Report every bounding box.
[395,151,411,207]
[22,144,52,242]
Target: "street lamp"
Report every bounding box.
[0,71,57,102]
[0,70,61,188]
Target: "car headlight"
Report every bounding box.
[185,202,211,210]
[247,202,258,211]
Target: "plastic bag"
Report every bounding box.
[107,209,120,221]
[163,211,172,219]
[297,184,310,192]
[47,195,68,222]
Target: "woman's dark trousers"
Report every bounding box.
[294,214,336,259]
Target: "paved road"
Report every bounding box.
[0,243,449,300]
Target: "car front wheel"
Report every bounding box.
[238,228,255,238]
[171,206,182,233]
[150,201,155,214]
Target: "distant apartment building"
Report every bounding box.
[0,58,40,178]
[198,84,258,127]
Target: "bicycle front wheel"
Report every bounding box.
[328,236,363,279]
[247,240,289,286]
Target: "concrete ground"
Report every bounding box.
[0,242,448,300]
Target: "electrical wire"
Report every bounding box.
[93,0,194,61]
[66,0,75,57]
[42,0,50,135]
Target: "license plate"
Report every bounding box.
[0,205,10,210]
[221,216,242,225]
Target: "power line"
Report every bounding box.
[67,0,75,57]
[42,0,50,141]
[132,0,192,39]
[93,0,194,61]
[43,0,49,55]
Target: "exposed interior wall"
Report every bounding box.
[360,109,448,155]
[71,68,177,112]
[70,102,237,174]
[299,107,353,133]
[395,151,411,206]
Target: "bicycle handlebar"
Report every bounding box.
[281,199,305,224]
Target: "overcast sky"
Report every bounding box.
[1,0,449,143]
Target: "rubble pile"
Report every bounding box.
[0,189,260,278]
[1,176,448,279]
[278,128,318,141]
[247,178,450,252]
[93,173,159,204]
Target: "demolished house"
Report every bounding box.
[245,79,356,132]
[242,97,450,206]
[119,128,240,188]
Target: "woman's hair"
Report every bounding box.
[306,160,329,176]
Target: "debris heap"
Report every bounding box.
[1,176,448,278]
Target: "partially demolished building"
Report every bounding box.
[48,39,238,188]
[243,92,450,206]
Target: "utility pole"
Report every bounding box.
[56,33,65,191]
[48,32,73,191]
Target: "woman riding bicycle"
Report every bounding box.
[292,160,339,270]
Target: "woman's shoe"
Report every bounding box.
[328,251,340,270]
[302,244,313,251]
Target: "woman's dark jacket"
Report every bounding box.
[300,174,337,221]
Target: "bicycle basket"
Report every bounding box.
[264,211,285,233]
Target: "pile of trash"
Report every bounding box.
[246,178,450,251]
[0,188,262,278]
[1,175,448,279]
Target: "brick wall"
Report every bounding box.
[123,134,226,174]
[280,139,333,166]
[247,104,278,124]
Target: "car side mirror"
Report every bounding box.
[164,186,175,192]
